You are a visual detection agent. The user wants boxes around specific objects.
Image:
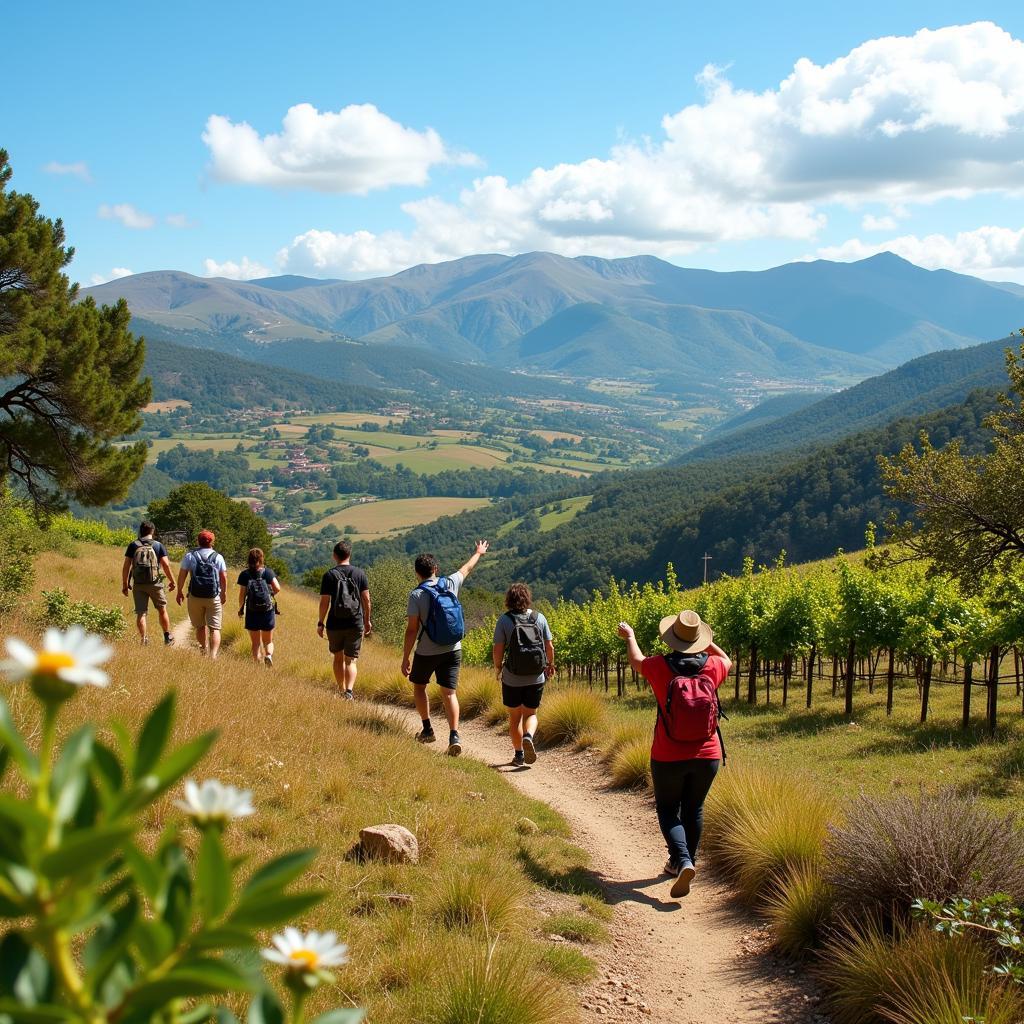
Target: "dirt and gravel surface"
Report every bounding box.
[448,716,830,1024]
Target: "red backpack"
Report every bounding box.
[655,661,728,758]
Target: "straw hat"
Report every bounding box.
[658,609,713,654]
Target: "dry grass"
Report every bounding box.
[2,543,592,1022]
[538,690,609,747]
[764,865,834,955]
[608,738,651,790]
[460,672,502,720]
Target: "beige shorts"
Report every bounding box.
[187,595,223,631]
[132,582,167,614]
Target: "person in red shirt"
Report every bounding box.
[618,610,732,899]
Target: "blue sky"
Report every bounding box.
[6,1,1024,284]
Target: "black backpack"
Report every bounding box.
[246,571,274,612]
[332,567,362,622]
[504,611,546,675]
[189,549,220,599]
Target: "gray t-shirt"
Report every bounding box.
[493,610,552,686]
[407,572,464,656]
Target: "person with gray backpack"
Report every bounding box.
[492,582,554,767]
[175,529,228,659]
[121,521,176,646]
[317,540,371,699]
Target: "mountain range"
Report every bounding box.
[84,251,1024,387]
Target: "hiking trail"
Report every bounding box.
[444,715,828,1024]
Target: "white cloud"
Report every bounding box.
[89,267,134,286]
[202,256,272,280]
[818,225,1024,280]
[43,160,92,182]
[202,102,478,194]
[275,22,1024,277]
[98,203,155,229]
[862,214,898,231]
[165,213,193,228]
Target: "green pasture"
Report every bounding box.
[308,496,493,538]
[288,411,400,427]
[370,444,511,473]
[498,494,593,538]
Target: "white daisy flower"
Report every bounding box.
[175,779,255,825]
[2,626,112,688]
[262,927,349,973]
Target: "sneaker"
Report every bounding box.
[670,862,696,899]
[343,689,354,700]
[264,655,274,668]
[416,728,437,744]
[141,636,149,647]
[164,635,174,647]
[447,733,463,757]
[522,734,537,765]
[663,859,679,877]
[512,751,525,767]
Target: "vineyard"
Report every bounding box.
[463,541,1024,735]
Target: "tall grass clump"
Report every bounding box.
[428,945,573,1024]
[460,671,502,719]
[538,689,608,747]
[362,671,418,707]
[825,788,1024,927]
[764,864,834,955]
[599,717,650,766]
[821,920,1023,1024]
[431,869,529,932]
[701,766,833,904]
[608,737,651,790]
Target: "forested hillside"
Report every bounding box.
[358,389,1000,600]
[682,335,1014,463]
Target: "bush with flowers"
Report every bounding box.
[0,625,362,1024]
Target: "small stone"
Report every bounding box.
[359,824,419,864]
[515,816,540,834]
[466,791,485,800]
[546,933,566,942]
[383,892,414,907]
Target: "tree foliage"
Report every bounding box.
[880,341,1024,587]
[0,150,149,509]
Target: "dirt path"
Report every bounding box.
[448,716,827,1024]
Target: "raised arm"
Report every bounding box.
[617,622,646,675]
[456,540,489,580]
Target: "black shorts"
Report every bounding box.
[502,683,544,709]
[410,650,462,689]
[327,627,362,657]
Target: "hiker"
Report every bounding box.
[402,540,489,756]
[175,530,228,658]
[617,610,732,899]
[492,582,554,767]
[238,547,282,666]
[317,540,371,699]
[122,521,176,646]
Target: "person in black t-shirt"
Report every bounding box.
[121,521,176,646]
[317,540,371,700]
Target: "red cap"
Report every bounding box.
[197,529,215,547]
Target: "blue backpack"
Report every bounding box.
[417,577,465,646]
[189,549,220,599]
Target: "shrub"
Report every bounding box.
[539,945,597,983]
[48,513,135,548]
[537,689,608,747]
[543,912,608,943]
[40,587,127,638]
[608,737,651,790]
[821,920,1023,1024]
[428,945,572,1024]
[431,869,528,932]
[0,552,34,615]
[765,865,834,955]
[702,766,833,904]
[461,673,502,719]
[825,789,1024,928]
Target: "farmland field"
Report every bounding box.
[289,411,401,427]
[369,444,512,472]
[497,494,593,537]
[308,496,493,537]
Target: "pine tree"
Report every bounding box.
[0,150,149,509]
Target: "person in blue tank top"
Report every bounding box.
[402,540,489,757]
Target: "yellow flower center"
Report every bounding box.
[288,949,319,969]
[35,652,77,676]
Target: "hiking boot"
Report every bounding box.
[447,732,462,757]
[670,862,696,899]
[342,689,354,700]
[416,728,437,744]
[512,751,525,767]
[522,734,537,765]
[164,634,174,647]
[264,654,273,668]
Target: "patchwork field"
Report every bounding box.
[498,494,593,537]
[309,496,493,537]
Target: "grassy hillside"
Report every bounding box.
[2,542,601,1021]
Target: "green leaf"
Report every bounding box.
[118,731,218,814]
[121,843,160,900]
[0,933,53,1003]
[247,990,285,1024]
[38,825,132,881]
[0,796,48,860]
[190,925,257,950]
[309,1012,364,1024]
[243,848,317,898]
[92,740,124,797]
[131,918,175,965]
[134,691,175,778]
[0,695,36,778]
[0,1000,75,1023]
[228,890,326,928]
[122,958,253,1012]
[50,725,93,824]
[83,897,138,990]
[197,828,232,920]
